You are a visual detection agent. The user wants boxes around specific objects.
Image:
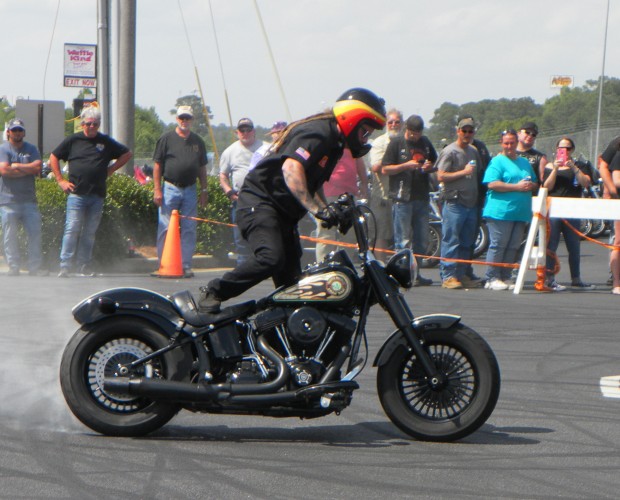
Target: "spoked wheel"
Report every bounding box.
[421,224,441,268]
[377,325,500,442]
[60,317,190,436]
[580,219,593,238]
[473,222,489,258]
[588,219,607,238]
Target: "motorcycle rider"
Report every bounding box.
[199,88,387,313]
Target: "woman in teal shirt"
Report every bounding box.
[482,129,537,290]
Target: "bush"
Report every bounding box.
[1,174,232,269]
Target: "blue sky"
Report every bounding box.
[2,0,618,128]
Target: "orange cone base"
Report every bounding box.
[534,266,551,292]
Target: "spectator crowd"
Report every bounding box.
[1,99,619,296]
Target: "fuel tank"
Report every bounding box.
[270,252,360,308]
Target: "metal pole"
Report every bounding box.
[594,0,611,163]
[117,0,136,173]
[97,0,111,134]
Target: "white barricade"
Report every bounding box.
[513,188,620,294]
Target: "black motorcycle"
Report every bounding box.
[60,194,500,442]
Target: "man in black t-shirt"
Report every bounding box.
[198,88,386,313]
[153,105,208,277]
[50,106,132,277]
[381,115,437,285]
[516,121,548,181]
[598,137,620,294]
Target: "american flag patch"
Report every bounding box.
[295,147,310,161]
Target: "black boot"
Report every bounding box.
[198,287,221,313]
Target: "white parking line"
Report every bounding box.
[600,375,620,398]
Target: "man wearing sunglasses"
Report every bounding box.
[369,108,403,253]
[218,117,263,265]
[153,105,209,278]
[50,106,132,277]
[517,121,548,181]
[0,119,45,276]
[435,117,482,289]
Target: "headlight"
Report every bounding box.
[385,249,418,289]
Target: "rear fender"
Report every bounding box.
[72,287,182,334]
[373,313,461,367]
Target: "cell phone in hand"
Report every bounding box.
[556,147,568,165]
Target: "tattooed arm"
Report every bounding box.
[282,158,326,215]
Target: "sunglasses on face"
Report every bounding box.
[10,128,25,133]
[83,122,100,128]
[178,115,193,121]
[238,127,253,133]
[523,130,537,137]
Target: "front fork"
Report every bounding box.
[366,261,443,384]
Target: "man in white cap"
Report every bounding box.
[217,117,263,265]
[153,105,209,278]
[0,118,45,276]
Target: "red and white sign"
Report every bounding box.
[64,77,97,88]
[64,43,97,86]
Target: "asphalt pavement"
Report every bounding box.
[1,239,620,499]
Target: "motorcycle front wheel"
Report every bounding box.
[377,325,500,442]
[60,316,190,436]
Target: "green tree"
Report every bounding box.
[134,105,165,157]
[0,98,14,128]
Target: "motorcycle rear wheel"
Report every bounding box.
[60,316,189,436]
[377,325,500,442]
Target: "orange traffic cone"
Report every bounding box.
[152,209,184,278]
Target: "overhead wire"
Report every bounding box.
[252,0,292,122]
[42,0,62,99]
[207,0,234,133]
[177,0,220,161]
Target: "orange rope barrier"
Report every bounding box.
[180,213,519,268]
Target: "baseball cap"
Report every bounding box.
[520,121,539,133]
[7,118,25,131]
[405,115,424,132]
[176,105,194,118]
[457,117,475,130]
[269,121,287,134]
[237,118,254,130]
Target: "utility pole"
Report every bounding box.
[96,0,111,134]
[117,0,136,173]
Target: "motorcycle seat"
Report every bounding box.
[171,290,256,326]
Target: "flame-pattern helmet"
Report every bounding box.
[333,88,386,158]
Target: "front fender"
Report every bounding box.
[373,313,461,367]
[72,287,182,330]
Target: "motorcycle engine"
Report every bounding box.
[254,306,357,388]
[286,307,326,346]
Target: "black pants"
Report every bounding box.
[208,205,303,301]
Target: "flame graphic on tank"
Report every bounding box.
[273,271,352,302]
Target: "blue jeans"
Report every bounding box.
[440,202,478,280]
[60,194,105,270]
[485,218,526,282]
[157,182,198,270]
[546,218,581,279]
[0,202,42,272]
[392,200,429,266]
[231,200,251,265]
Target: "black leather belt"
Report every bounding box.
[164,179,195,188]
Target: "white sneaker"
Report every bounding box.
[486,279,509,291]
[548,280,567,292]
